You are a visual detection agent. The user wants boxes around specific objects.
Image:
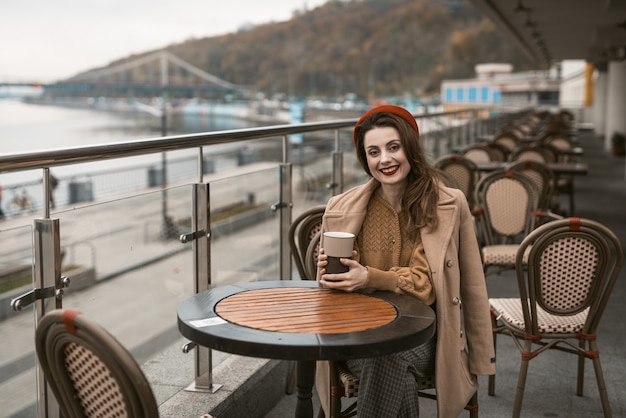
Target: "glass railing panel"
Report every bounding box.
[52,185,194,400]
[340,129,371,191]
[0,223,36,418]
[291,133,335,211]
[290,128,368,215]
[208,164,281,287]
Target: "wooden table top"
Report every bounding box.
[216,287,397,334]
[177,280,436,361]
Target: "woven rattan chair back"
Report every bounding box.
[474,169,539,245]
[288,205,325,280]
[488,218,623,417]
[436,168,460,189]
[460,143,496,164]
[434,154,479,209]
[474,169,541,275]
[487,141,512,162]
[35,309,159,418]
[510,145,548,163]
[305,230,322,280]
[492,133,520,158]
[506,160,556,213]
[519,217,622,332]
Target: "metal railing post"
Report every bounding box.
[35,219,62,418]
[279,135,293,280]
[279,162,293,280]
[329,129,344,196]
[182,183,221,393]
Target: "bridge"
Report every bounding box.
[1,51,248,99]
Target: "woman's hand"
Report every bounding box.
[319,249,368,292]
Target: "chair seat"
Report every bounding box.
[490,298,589,334]
[336,363,436,398]
[482,244,530,265]
[482,244,519,265]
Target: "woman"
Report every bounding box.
[315,105,495,417]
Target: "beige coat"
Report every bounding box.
[316,179,495,418]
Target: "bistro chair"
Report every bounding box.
[492,132,521,156]
[487,141,512,162]
[506,159,561,219]
[542,135,578,215]
[510,144,553,163]
[473,169,541,275]
[35,309,159,418]
[305,230,323,280]
[459,143,497,165]
[288,205,326,280]
[488,217,623,418]
[434,154,480,210]
[436,168,460,189]
[512,141,577,215]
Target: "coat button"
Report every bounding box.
[446,259,453,268]
[452,297,461,305]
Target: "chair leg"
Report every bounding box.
[589,341,613,418]
[512,342,532,418]
[466,392,479,418]
[328,361,344,418]
[576,340,585,396]
[488,309,498,396]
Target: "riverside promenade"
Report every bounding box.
[266,128,626,417]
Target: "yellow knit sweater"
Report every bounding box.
[357,190,436,305]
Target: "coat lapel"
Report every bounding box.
[422,188,457,297]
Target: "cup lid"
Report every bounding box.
[323,231,355,239]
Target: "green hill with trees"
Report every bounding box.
[76,0,536,102]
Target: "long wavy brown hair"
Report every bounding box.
[354,112,440,232]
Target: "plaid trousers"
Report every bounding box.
[346,334,436,418]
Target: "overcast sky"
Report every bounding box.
[1,0,328,82]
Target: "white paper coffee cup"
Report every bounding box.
[323,231,355,274]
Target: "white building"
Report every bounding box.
[441,62,560,110]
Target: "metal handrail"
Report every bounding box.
[0,108,503,173]
[0,119,355,172]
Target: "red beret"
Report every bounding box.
[353,104,419,145]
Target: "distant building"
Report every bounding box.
[440,63,560,111]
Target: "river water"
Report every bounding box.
[0,99,278,215]
[0,99,270,184]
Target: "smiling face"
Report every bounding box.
[364,126,410,191]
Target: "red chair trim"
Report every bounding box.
[61,309,81,335]
[568,217,581,230]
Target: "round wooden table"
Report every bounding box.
[177,280,436,417]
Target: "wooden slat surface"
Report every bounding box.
[216,287,397,334]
